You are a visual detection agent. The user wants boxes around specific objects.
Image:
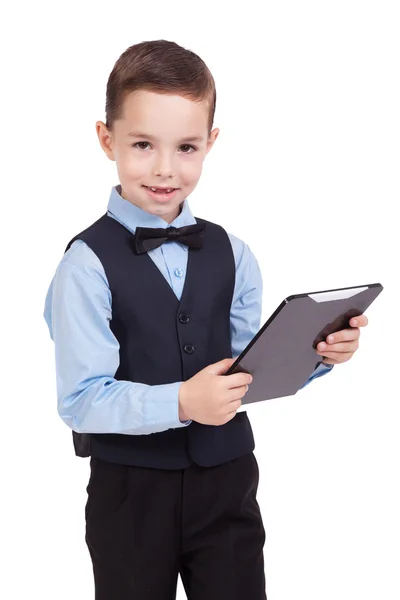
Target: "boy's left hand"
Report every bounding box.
[316,315,369,365]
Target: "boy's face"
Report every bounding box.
[96,90,219,223]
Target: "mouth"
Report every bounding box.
[143,185,179,201]
[143,186,178,193]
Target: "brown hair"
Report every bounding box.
[105,40,217,135]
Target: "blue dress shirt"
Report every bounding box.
[43,184,332,435]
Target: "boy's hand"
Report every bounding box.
[178,358,252,425]
[316,315,369,365]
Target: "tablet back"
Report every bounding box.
[227,283,383,404]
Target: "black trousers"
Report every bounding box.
[85,451,267,599]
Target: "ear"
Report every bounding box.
[95,121,116,161]
[205,127,220,155]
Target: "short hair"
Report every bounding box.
[105,39,217,135]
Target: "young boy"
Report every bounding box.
[43,39,368,600]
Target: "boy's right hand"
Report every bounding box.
[178,358,253,426]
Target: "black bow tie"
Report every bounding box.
[133,222,206,254]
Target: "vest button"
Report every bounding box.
[179,313,190,324]
[183,344,195,354]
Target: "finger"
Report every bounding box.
[322,356,341,365]
[225,373,252,389]
[321,351,354,363]
[317,340,359,354]
[225,409,239,423]
[350,315,368,328]
[321,357,336,365]
[226,398,243,414]
[227,384,248,402]
[320,328,360,347]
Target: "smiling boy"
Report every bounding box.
[43,39,368,600]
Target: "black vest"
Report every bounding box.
[64,213,255,469]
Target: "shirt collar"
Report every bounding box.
[106,184,197,234]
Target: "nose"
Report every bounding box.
[152,151,175,179]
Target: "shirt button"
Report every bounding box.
[174,268,184,278]
[183,344,195,354]
[179,313,190,324]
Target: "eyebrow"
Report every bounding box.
[127,131,204,143]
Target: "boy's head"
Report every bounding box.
[96,40,219,223]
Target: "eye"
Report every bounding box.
[133,141,151,150]
[179,144,197,153]
[132,142,197,153]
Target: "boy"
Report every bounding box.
[43,39,368,600]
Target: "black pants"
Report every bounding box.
[85,451,267,599]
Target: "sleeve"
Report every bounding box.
[229,238,263,357]
[228,235,333,389]
[46,241,190,435]
[298,362,334,390]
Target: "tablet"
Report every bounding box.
[226,283,383,405]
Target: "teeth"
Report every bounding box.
[149,187,174,193]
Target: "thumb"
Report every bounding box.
[206,357,236,376]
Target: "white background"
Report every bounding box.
[1,1,399,599]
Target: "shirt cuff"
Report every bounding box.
[299,362,334,390]
[144,381,192,429]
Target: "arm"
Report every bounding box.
[228,236,333,388]
[229,238,263,357]
[43,240,189,435]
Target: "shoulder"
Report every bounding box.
[226,232,263,295]
[58,239,109,289]
[197,217,254,270]
[226,231,261,278]
[226,232,248,269]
